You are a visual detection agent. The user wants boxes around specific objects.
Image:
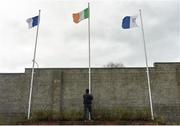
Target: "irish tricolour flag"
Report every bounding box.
[72,8,89,23]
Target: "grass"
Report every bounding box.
[0,115,5,125]
[59,110,83,121]
[93,107,151,121]
[14,107,167,124]
[27,109,84,122]
[32,110,53,121]
[154,116,166,125]
[23,107,152,121]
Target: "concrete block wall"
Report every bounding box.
[0,73,28,119]
[0,62,179,123]
[91,68,150,108]
[152,63,180,122]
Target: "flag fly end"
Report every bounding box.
[72,8,89,24]
[122,16,138,29]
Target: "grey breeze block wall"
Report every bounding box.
[0,62,179,123]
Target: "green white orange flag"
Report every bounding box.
[72,8,89,23]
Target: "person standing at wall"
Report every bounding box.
[83,89,93,120]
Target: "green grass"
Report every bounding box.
[15,107,167,125]
[31,110,53,121]
[28,109,83,121]
[59,110,83,121]
[21,107,152,122]
[0,115,5,125]
[93,107,151,121]
[154,116,166,125]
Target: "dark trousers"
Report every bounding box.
[84,104,92,120]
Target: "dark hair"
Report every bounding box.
[86,89,89,94]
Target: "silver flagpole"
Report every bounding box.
[88,2,91,94]
[27,9,41,119]
[139,9,154,120]
[88,2,92,121]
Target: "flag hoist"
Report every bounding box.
[26,10,41,119]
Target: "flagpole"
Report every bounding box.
[27,9,41,119]
[88,2,91,94]
[139,9,154,120]
[88,2,92,121]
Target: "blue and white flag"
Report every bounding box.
[26,16,39,28]
[122,16,138,29]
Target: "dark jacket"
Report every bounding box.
[83,94,93,104]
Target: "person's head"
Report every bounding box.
[85,89,89,94]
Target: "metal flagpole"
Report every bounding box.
[88,2,92,120]
[27,9,41,119]
[139,9,154,120]
[88,2,91,94]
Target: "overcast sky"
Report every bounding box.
[0,0,179,72]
